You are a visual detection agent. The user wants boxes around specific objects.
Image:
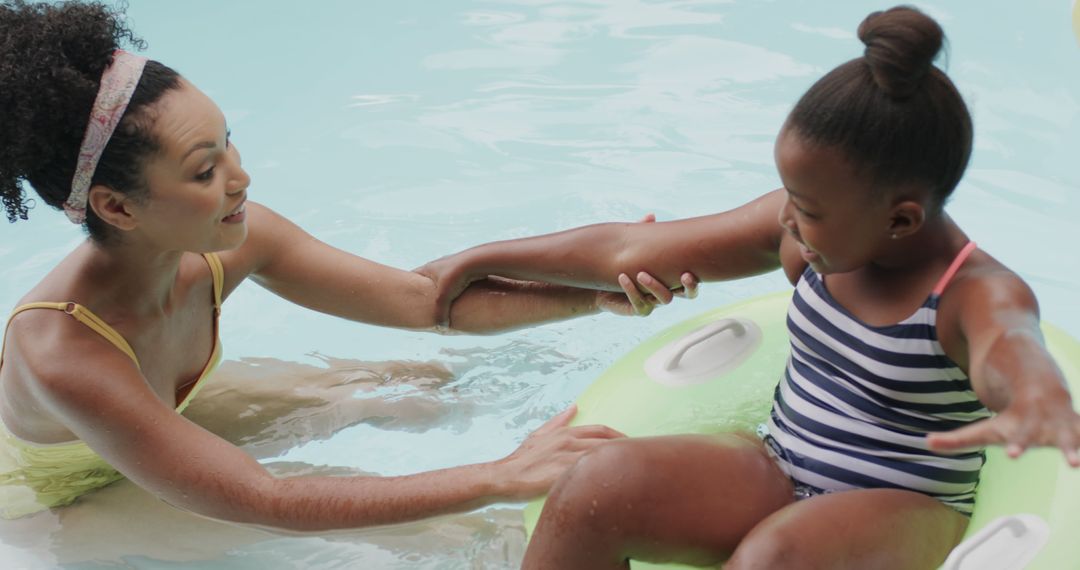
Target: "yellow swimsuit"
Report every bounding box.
[0,253,224,519]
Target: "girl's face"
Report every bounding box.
[130,80,250,253]
[774,127,895,275]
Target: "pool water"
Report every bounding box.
[1,1,1077,568]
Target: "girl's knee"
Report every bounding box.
[544,440,655,525]
[724,523,806,570]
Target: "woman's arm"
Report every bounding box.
[222,202,678,333]
[27,316,621,531]
[927,272,1080,465]
[420,189,789,322]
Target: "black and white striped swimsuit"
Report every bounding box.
[761,242,990,515]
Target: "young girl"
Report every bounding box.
[425,6,1080,568]
[0,1,697,525]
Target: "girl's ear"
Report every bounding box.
[888,200,925,239]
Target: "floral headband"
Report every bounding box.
[63,50,148,224]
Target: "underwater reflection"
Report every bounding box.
[0,355,527,569]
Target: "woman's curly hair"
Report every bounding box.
[0,0,181,241]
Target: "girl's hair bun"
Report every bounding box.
[787,5,970,209]
[857,5,943,99]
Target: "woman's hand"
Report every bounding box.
[415,253,477,328]
[927,389,1080,467]
[417,212,693,326]
[493,405,625,500]
[597,270,700,316]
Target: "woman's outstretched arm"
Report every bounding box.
[21,314,622,531]
[220,202,686,334]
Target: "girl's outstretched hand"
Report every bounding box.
[493,405,625,500]
[595,212,700,316]
[928,273,1080,466]
[418,212,700,325]
[597,270,700,316]
[927,392,1080,467]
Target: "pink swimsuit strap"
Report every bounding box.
[931,241,978,296]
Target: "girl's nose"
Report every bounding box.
[777,199,796,233]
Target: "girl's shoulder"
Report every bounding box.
[936,248,1037,370]
[943,248,1030,304]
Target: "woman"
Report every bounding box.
[0,1,696,527]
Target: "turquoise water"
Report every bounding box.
[0,1,1077,568]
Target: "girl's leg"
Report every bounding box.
[725,488,969,570]
[521,433,794,570]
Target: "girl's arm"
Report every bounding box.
[420,190,789,323]
[927,272,1080,465]
[444,275,696,333]
[25,314,621,531]
[220,202,678,334]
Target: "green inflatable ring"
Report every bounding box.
[523,291,1080,569]
[1074,0,1080,47]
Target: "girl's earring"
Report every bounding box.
[891,233,898,239]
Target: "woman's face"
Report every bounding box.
[131,79,250,253]
[774,127,894,275]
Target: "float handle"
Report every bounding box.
[942,514,1050,570]
[663,319,746,372]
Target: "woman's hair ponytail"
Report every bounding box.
[0,0,180,242]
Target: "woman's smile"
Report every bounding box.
[222,200,246,224]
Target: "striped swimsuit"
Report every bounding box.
[761,242,990,515]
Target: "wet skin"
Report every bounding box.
[513,127,1077,569]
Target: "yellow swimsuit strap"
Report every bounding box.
[203,252,224,314]
[0,253,225,370]
[1,302,140,369]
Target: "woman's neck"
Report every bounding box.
[78,238,188,318]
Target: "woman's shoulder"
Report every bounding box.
[212,200,295,297]
[0,301,141,444]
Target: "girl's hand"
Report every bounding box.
[418,212,688,325]
[927,391,1080,467]
[596,212,700,317]
[493,405,625,500]
[597,271,700,316]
